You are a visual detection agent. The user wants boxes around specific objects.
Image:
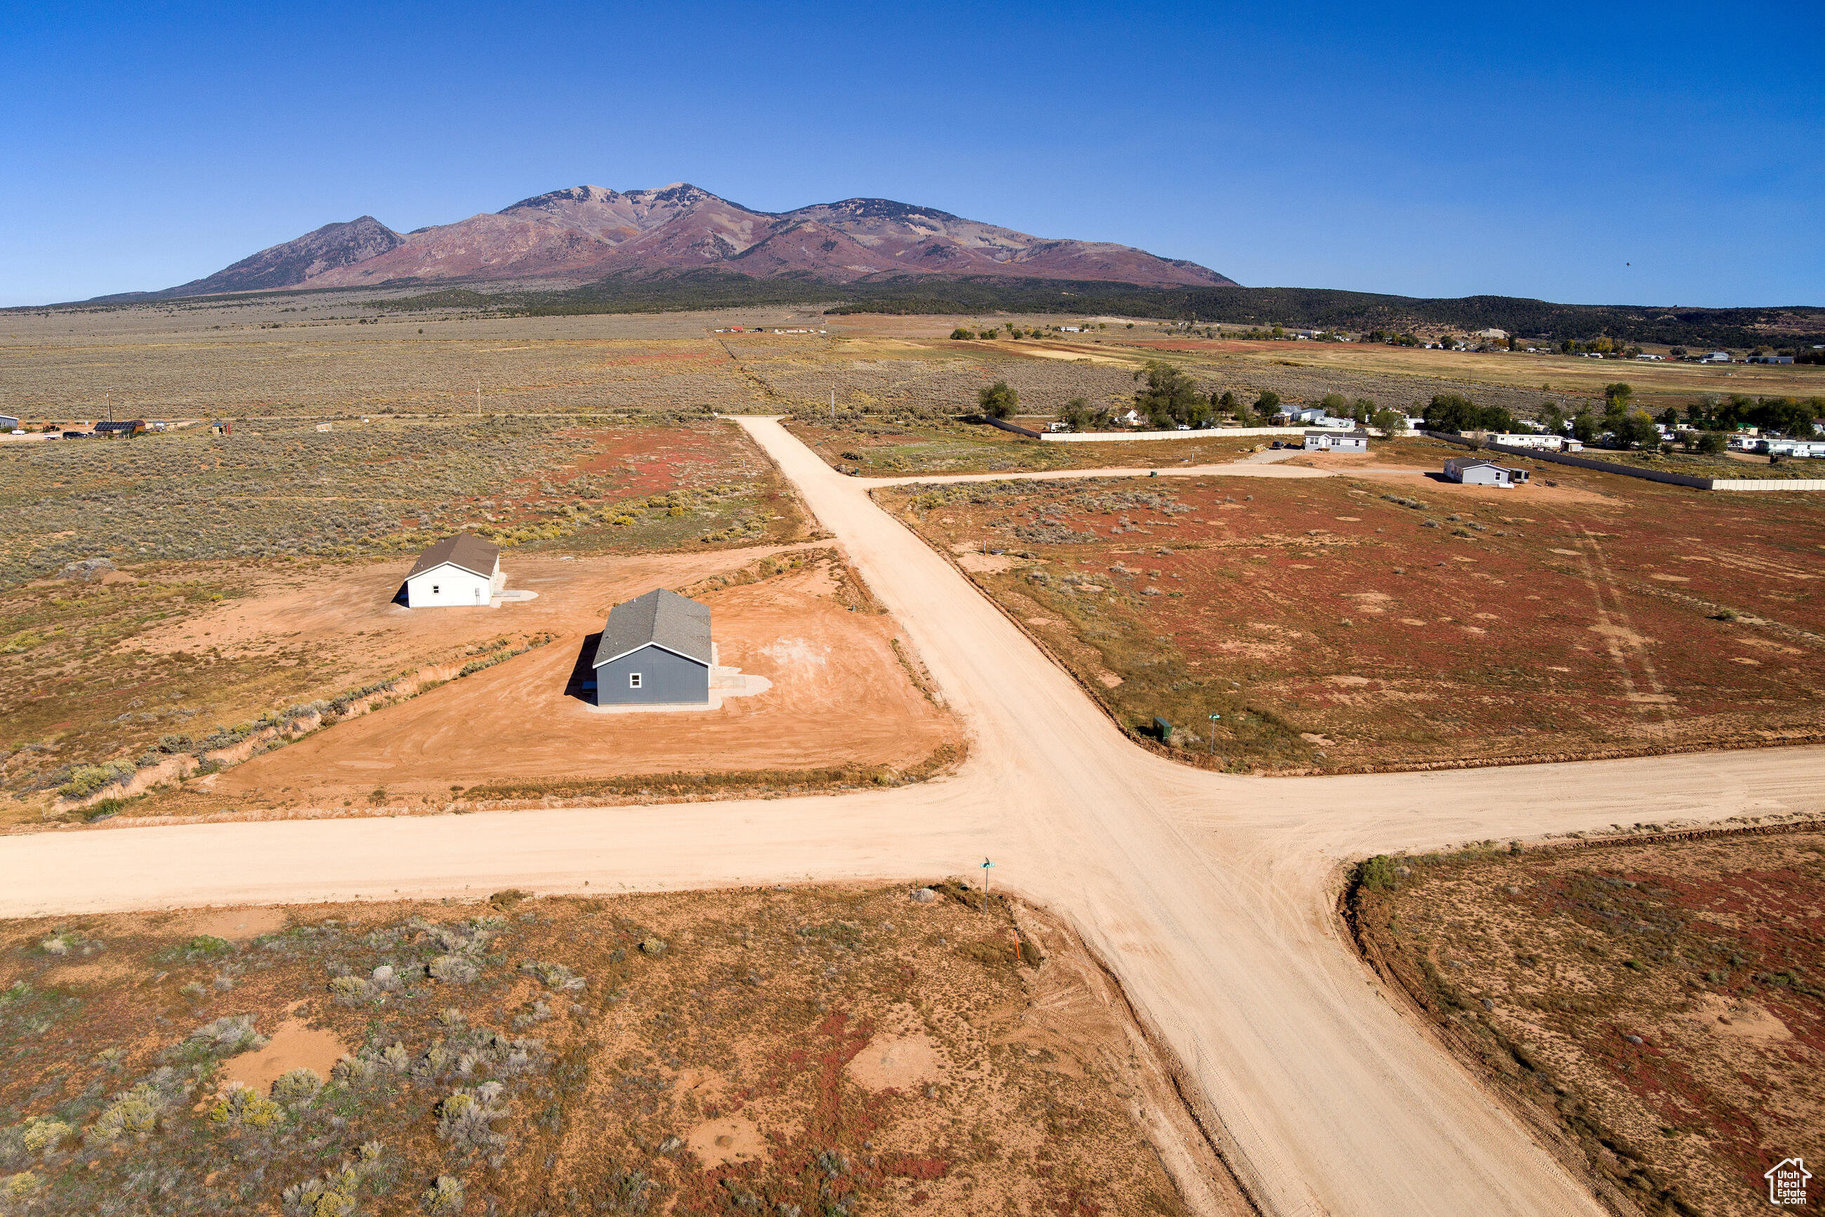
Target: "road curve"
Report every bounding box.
[4,417,1821,1217]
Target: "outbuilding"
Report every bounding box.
[590,588,712,707]
[404,533,502,608]
[0,415,20,432]
[1444,457,1529,487]
[94,419,146,437]
[1304,430,1370,453]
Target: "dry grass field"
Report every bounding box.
[0,883,1225,1216]
[0,415,811,590]
[877,449,1825,771]
[1349,827,1825,1217]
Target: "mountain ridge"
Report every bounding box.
[148,183,1234,298]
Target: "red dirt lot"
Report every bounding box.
[136,550,959,815]
[879,463,1825,771]
[1351,827,1825,1217]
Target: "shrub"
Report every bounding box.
[1357,855,1401,891]
[424,1175,466,1215]
[520,960,586,992]
[57,760,136,799]
[429,955,479,985]
[190,1014,265,1053]
[328,975,376,1004]
[271,1068,324,1105]
[436,1082,509,1158]
[207,1084,287,1131]
[19,1117,74,1156]
[91,1080,173,1140]
[1,1173,47,1206]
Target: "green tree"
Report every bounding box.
[1603,382,1634,408]
[1571,410,1600,443]
[1252,390,1282,421]
[1423,393,1514,434]
[1215,390,1239,418]
[949,327,971,340]
[1133,361,1210,427]
[977,380,1019,420]
[1062,397,1094,429]
[1694,431,1727,455]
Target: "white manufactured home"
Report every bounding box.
[1304,430,1370,453]
[1444,457,1530,488]
[403,533,503,608]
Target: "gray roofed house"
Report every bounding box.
[1444,457,1529,487]
[591,589,713,706]
[1303,430,1370,452]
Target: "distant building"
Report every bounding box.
[1748,354,1795,365]
[1445,457,1529,487]
[404,533,502,608]
[590,588,713,707]
[0,415,19,431]
[94,419,146,437]
[1475,328,1510,340]
[1304,430,1370,453]
[1767,438,1825,459]
[1700,351,1732,363]
[1489,432,1582,453]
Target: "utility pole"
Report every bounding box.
[106,392,112,423]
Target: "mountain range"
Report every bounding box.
[157,184,1234,297]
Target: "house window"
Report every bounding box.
[431,584,440,594]
[629,673,642,689]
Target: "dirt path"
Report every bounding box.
[4,417,1822,1217]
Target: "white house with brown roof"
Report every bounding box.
[404,534,502,608]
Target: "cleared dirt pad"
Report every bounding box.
[1351,828,1825,1217]
[0,885,1232,1215]
[156,553,957,811]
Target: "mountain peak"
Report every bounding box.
[151,183,1233,295]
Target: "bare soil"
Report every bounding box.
[135,551,959,816]
[1348,826,1825,1217]
[0,884,1237,1215]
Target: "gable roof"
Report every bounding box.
[594,588,712,668]
[408,533,500,580]
[1445,457,1502,471]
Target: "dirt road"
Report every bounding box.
[4,417,1820,1217]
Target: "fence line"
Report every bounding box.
[1421,432,1825,492]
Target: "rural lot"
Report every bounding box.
[878,446,1825,771]
[3,299,1824,1217]
[0,884,1218,1215]
[1351,826,1825,1217]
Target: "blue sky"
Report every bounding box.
[1,1,1819,307]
